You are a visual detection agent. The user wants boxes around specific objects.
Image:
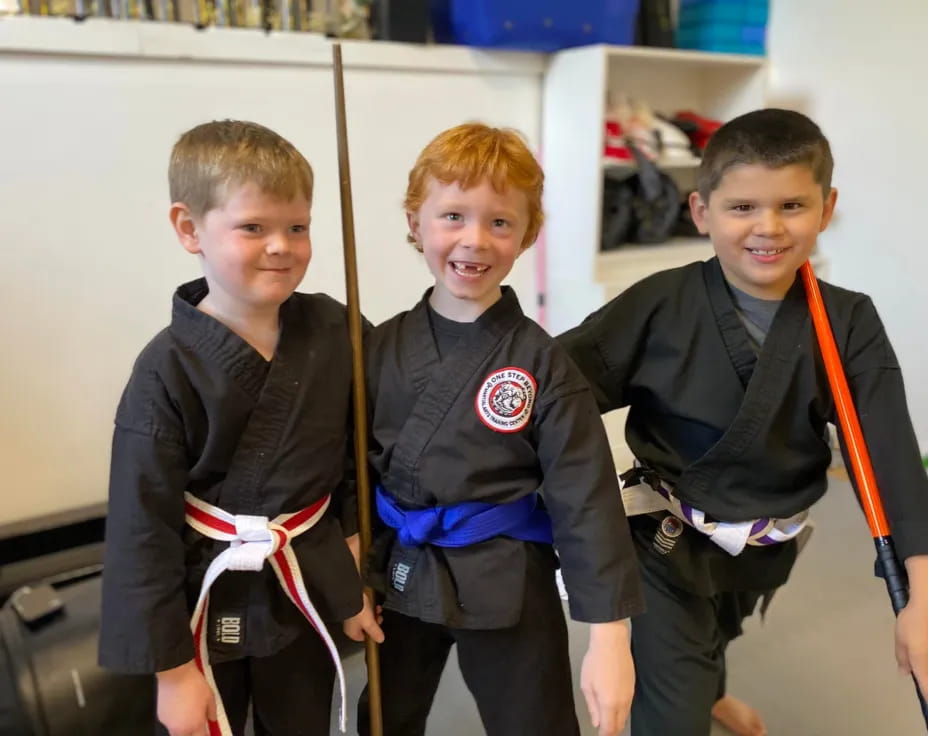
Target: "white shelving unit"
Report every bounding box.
[541,43,767,335]
[541,44,767,466]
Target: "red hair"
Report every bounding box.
[405,123,544,248]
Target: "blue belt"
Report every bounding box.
[375,486,553,548]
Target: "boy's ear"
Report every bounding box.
[689,191,710,235]
[406,211,423,251]
[819,187,838,232]
[170,203,201,255]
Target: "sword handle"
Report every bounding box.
[874,538,928,729]
[875,537,909,615]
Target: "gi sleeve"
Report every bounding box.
[534,378,645,623]
[556,282,653,413]
[837,296,928,561]
[98,367,194,674]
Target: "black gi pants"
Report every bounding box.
[357,549,579,736]
[156,626,335,736]
[629,556,761,736]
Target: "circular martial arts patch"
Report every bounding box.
[475,366,537,433]
[660,515,684,538]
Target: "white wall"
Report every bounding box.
[0,19,544,524]
[767,0,928,453]
[9,8,924,530]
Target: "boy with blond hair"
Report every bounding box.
[99,120,382,736]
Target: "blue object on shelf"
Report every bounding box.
[676,0,768,55]
[430,0,642,52]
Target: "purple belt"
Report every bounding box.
[619,466,810,556]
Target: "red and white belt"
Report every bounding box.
[184,492,347,734]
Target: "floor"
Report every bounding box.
[333,474,925,735]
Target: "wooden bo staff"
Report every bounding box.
[800,260,928,729]
[332,42,384,736]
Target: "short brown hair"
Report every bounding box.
[169,120,314,218]
[405,123,544,249]
[697,108,833,201]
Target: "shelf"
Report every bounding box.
[0,16,547,74]
[603,156,701,171]
[596,240,831,288]
[603,43,766,68]
[0,19,764,72]
[596,237,714,283]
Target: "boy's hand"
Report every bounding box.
[898,555,928,696]
[581,619,634,736]
[343,592,385,644]
[156,659,216,736]
[896,597,928,694]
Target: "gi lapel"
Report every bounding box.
[401,290,442,396]
[704,258,758,389]
[217,296,311,515]
[172,279,270,402]
[680,260,809,498]
[389,288,523,502]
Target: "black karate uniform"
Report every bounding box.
[559,258,928,735]
[357,287,644,736]
[99,279,363,735]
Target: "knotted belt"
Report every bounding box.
[375,485,553,548]
[184,492,347,734]
[619,465,809,556]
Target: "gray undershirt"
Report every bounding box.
[727,283,782,353]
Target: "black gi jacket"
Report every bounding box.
[99,279,362,673]
[366,287,645,629]
[560,258,928,594]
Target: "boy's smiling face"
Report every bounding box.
[690,163,837,299]
[408,177,529,322]
[173,182,312,317]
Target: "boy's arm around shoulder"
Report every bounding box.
[533,347,645,624]
[556,277,658,414]
[836,292,928,561]
[98,360,195,675]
